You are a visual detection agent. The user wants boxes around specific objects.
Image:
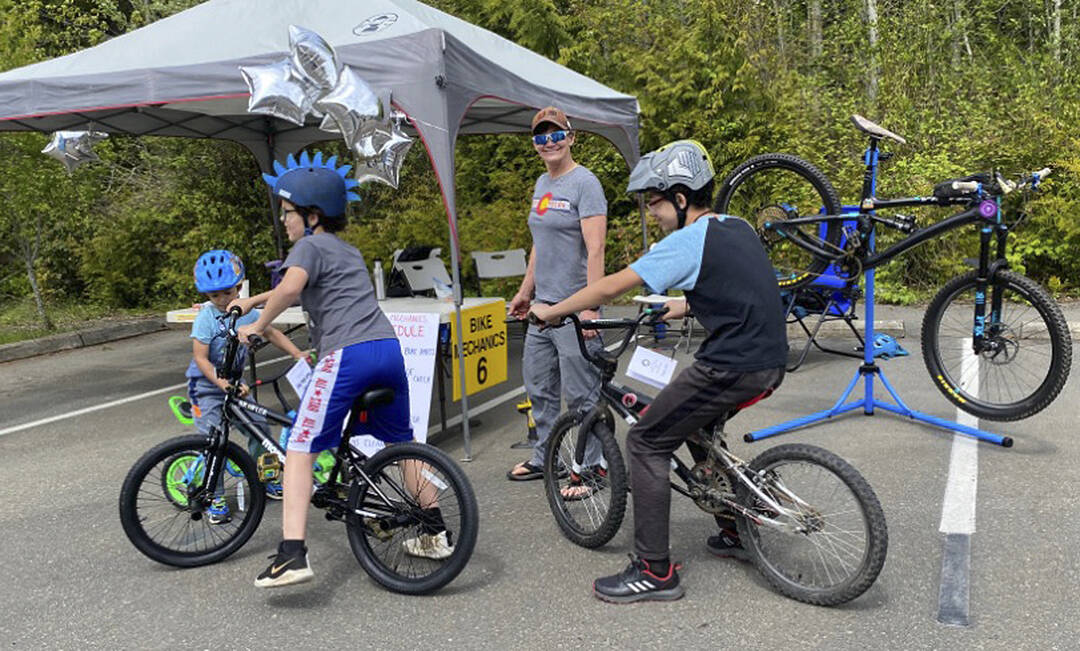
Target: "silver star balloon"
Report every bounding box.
[314,66,383,140]
[41,130,108,174]
[240,58,311,126]
[353,118,414,189]
[288,25,339,91]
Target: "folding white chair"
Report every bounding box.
[470,248,527,295]
[393,256,453,296]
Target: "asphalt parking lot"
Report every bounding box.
[0,304,1076,649]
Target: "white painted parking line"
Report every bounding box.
[937,338,978,626]
[0,353,297,438]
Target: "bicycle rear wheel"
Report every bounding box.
[714,153,843,289]
[922,270,1072,421]
[345,442,478,595]
[735,443,888,606]
[543,411,628,548]
[120,435,266,567]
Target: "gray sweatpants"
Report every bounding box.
[523,323,604,468]
[626,362,784,560]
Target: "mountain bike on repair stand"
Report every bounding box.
[119,308,479,595]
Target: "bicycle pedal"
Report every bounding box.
[363,517,400,541]
[256,453,282,482]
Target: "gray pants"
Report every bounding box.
[626,362,784,560]
[523,323,603,468]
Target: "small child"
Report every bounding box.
[185,249,308,523]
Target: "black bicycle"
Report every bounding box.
[715,115,1072,421]
[119,308,479,595]
[538,310,888,606]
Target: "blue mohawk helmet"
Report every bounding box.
[261,150,361,218]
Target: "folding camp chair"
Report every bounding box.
[782,215,865,372]
[393,254,453,297]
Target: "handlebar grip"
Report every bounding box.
[951,181,981,193]
[247,334,264,348]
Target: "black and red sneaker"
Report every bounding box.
[706,528,750,562]
[593,554,684,604]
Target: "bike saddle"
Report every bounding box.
[353,387,396,411]
[851,114,907,145]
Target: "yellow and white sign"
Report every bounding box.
[449,300,508,400]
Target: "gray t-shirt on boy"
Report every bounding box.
[527,165,607,303]
[282,232,395,354]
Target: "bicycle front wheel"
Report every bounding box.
[543,411,628,548]
[736,444,888,606]
[119,435,266,567]
[345,442,478,595]
[714,153,843,289]
[922,270,1072,421]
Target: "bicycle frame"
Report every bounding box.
[555,312,810,533]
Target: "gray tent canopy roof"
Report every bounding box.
[0,0,641,171]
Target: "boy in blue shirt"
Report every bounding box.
[530,140,787,603]
[186,249,307,523]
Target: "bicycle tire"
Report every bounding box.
[735,443,888,606]
[345,442,478,595]
[119,435,266,567]
[922,269,1072,421]
[542,411,628,548]
[714,153,843,289]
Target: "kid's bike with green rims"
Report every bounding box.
[120,308,479,595]
[714,115,1071,421]
[539,310,889,606]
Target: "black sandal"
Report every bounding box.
[507,461,544,481]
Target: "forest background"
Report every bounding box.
[1,0,1078,342]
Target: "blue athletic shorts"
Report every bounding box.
[287,339,413,454]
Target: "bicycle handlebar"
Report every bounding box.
[528,307,669,370]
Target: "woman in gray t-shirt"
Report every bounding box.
[506,107,608,490]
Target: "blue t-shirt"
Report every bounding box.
[630,215,787,371]
[184,302,261,380]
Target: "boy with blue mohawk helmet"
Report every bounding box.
[232,151,450,588]
[186,249,308,521]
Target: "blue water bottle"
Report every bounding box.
[650,303,667,341]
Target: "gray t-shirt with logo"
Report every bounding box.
[282,233,395,354]
[527,165,608,303]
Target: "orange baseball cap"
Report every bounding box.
[531,106,572,134]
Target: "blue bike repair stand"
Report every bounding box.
[746,149,1013,448]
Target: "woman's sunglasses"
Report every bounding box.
[532,130,569,146]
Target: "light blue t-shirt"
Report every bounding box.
[184,302,261,380]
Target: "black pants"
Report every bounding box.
[626,361,785,560]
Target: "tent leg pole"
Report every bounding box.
[638,194,648,253]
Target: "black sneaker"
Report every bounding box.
[706,528,750,562]
[593,555,684,604]
[254,542,313,588]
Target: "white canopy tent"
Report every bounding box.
[0,0,641,456]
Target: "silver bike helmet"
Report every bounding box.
[626,139,715,193]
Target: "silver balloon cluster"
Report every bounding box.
[41,130,108,173]
[239,25,413,188]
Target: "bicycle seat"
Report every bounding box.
[851,114,907,145]
[352,387,395,411]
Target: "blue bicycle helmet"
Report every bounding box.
[194,249,245,293]
[261,151,361,218]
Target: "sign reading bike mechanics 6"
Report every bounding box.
[449,300,508,400]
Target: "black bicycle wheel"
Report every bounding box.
[922,270,1072,421]
[345,442,478,595]
[714,153,843,289]
[543,411,628,548]
[119,435,266,568]
[735,443,888,606]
